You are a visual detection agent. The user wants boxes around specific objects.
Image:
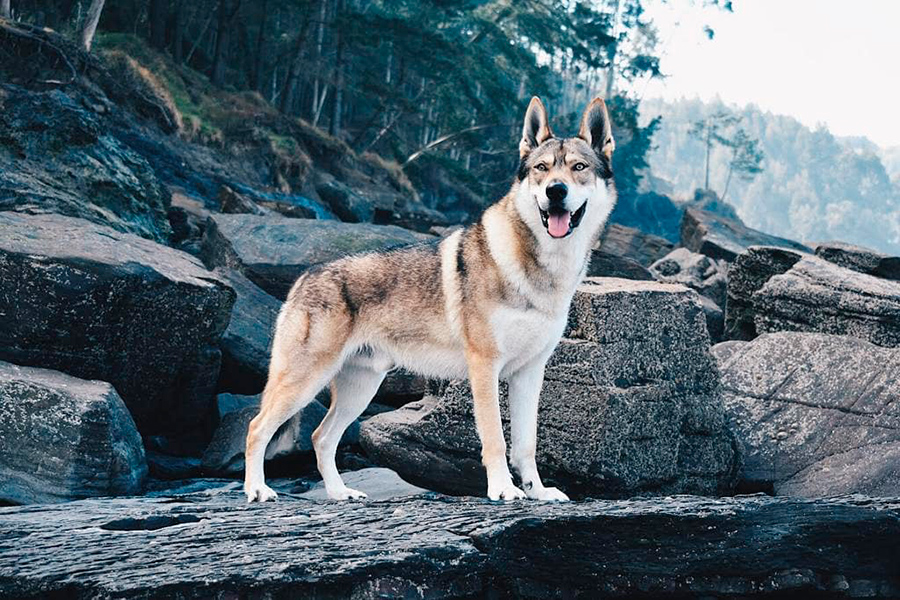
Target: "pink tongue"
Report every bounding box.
[547,211,571,238]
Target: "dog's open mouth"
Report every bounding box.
[539,201,587,238]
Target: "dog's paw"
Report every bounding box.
[529,486,570,502]
[245,482,278,503]
[488,483,526,501]
[327,486,368,501]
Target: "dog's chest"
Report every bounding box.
[492,303,569,369]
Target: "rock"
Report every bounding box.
[166,189,210,256]
[2,492,899,598]
[815,240,900,281]
[215,392,261,422]
[0,361,147,504]
[146,452,202,480]
[0,85,172,243]
[374,368,429,407]
[361,278,739,497]
[0,212,235,439]
[256,199,317,219]
[650,247,729,307]
[586,249,654,280]
[300,467,428,501]
[695,293,725,342]
[218,185,272,216]
[200,213,428,298]
[753,256,900,348]
[681,207,810,262]
[715,332,900,496]
[315,174,378,223]
[213,268,281,394]
[597,223,674,266]
[201,395,359,475]
[724,246,806,340]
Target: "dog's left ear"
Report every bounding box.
[578,97,615,160]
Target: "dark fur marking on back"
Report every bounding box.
[340,279,358,321]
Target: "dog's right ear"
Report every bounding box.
[519,96,553,159]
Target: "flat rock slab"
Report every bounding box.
[815,241,900,281]
[598,223,674,266]
[200,213,429,298]
[0,212,235,438]
[681,207,809,262]
[1,492,899,598]
[714,332,900,497]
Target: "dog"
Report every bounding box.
[244,96,616,502]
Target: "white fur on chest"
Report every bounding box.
[492,304,569,377]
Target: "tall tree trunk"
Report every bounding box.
[149,0,167,50]
[171,2,184,63]
[279,7,313,114]
[80,0,106,52]
[329,0,345,137]
[1,0,10,19]
[704,122,712,190]
[310,0,327,120]
[605,0,620,99]
[211,0,240,86]
[250,0,268,92]
[721,147,737,201]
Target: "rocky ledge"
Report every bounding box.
[1,490,899,599]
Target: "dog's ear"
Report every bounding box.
[578,97,615,160]
[519,96,553,159]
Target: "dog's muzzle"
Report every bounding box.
[539,201,587,239]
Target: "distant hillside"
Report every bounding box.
[639,98,900,254]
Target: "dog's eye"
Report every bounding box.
[534,163,549,172]
[572,163,588,172]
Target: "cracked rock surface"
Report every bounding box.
[1,491,899,599]
[714,332,900,496]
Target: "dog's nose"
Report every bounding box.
[546,182,568,205]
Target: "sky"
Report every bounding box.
[639,0,900,149]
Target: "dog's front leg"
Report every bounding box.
[508,357,569,501]
[467,354,525,501]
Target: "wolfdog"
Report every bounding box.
[244,96,616,502]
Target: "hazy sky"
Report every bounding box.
[639,0,900,149]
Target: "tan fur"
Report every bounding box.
[244,96,617,502]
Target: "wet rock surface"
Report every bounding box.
[1,491,898,599]
[362,278,740,497]
[681,207,810,262]
[714,332,900,496]
[0,361,146,505]
[0,212,235,438]
[0,85,173,243]
[200,213,429,298]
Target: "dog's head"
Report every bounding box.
[514,96,616,240]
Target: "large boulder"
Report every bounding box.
[0,212,235,439]
[586,249,653,280]
[814,240,900,281]
[361,278,740,497]
[681,207,809,262]
[597,223,674,266]
[0,361,147,504]
[753,256,900,348]
[213,268,281,395]
[200,213,427,298]
[4,491,899,598]
[201,394,359,475]
[0,85,172,243]
[724,246,806,340]
[713,332,900,496]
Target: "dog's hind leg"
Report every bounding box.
[313,358,386,500]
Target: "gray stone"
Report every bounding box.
[650,247,729,308]
[361,278,739,497]
[375,368,429,407]
[200,213,428,298]
[597,223,674,266]
[754,256,900,348]
[213,267,281,394]
[586,249,654,280]
[0,361,147,504]
[0,85,172,243]
[2,492,899,598]
[218,185,272,216]
[146,452,202,481]
[300,467,428,501]
[815,241,900,281]
[681,207,810,262]
[715,332,900,496]
[724,245,806,340]
[0,212,235,438]
[315,175,377,223]
[201,395,359,475]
